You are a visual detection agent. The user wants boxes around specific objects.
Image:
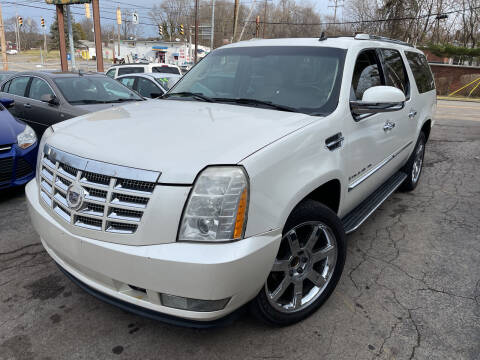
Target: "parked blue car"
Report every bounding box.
[0,98,38,190]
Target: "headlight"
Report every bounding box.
[36,126,54,185]
[178,166,249,242]
[17,125,37,149]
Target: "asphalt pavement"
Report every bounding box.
[0,100,479,360]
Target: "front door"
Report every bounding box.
[23,77,61,136]
[342,49,405,214]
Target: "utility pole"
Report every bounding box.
[66,5,76,70]
[194,0,199,63]
[255,16,260,37]
[328,0,343,35]
[232,0,239,42]
[42,19,47,56]
[92,0,104,72]
[56,5,68,72]
[262,0,267,38]
[0,4,7,71]
[116,7,121,59]
[210,0,215,50]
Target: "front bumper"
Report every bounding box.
[0,143,37,190]
[26,180,282,322]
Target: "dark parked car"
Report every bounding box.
[0,97,38,190]
[0,71,144,136]
[117,73,181,98]
[0,71,15,83]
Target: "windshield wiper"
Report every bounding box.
[110,98,144,103]
[213,98,298,113]
[162,92,215,103]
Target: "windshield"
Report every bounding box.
[155,76,179,91]
[54,76,143,105]
[169,46,346,115]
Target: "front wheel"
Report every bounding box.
[250,200,346,326]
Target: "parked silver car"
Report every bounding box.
[117,73,181,98]
[0,71,144,136]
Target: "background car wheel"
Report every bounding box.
[400,132,426,192]
[250,200,346,326]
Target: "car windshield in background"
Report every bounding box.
[54,76,143,105]
[152,66,180,75]
[169,46,346,115]
[155,76,178,90]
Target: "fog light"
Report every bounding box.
[160,293,230,312]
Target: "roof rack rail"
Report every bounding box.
[354,33,414,48]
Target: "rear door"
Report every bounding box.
[378,48,414,164]
[23,77,62,136]
[0,76,30,122]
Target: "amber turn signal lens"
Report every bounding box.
[233,188,248,239]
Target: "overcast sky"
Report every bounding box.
[2,0,340,37]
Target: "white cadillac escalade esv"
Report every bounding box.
[26,34,436,326]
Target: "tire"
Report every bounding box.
[250,200,346,326]
[400,132,426,192]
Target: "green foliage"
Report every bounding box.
[49,16,83,50]
[423,44,480,58]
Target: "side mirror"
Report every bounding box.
[350,86,405,119]
[41,94,59,105]
[0,97,14,108]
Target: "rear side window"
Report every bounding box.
[7,76,30,96]
[119,77,135,89]
[106,68,116,78]
[380,49,409,97]
[118,67,145,76]
[405,52,435,93]
[152,66,180,75]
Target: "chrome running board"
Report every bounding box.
[342,171,407,234]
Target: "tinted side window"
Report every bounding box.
[2,80,11,92]
[137,77,162,98]
[106,68,116,78]
[8,76,29,96]
[118,67,145,76]
[28,77,55,101]
[352,50,382,100]
[119,77,135,89]
[380,49,409,96]
[405,52,435,93]
[152,66,180,75]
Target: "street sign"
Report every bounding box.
[45,0,92,4]
[67,53,71,60]
[132,12,139,25]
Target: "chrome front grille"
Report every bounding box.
[39,144,161,234]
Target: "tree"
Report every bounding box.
[49,16,83,50]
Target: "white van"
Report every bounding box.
[105,63,181,79]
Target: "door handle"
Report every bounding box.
[383,121,396,132]
[24,103,31,108]
[408,110,417,119]
[325,132,344,151]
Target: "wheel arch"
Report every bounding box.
[421,119,432,141]
[282,177,343,233]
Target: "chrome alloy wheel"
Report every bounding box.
[412,142,425,184]
[265,222,338,313]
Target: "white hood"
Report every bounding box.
[49,100,315,184]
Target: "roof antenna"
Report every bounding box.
[319,32,327,41]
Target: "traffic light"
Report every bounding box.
[41,18,45,28]
[158,24,163,36]
[179,24,184,36]
[18,17,23,27]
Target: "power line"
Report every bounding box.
[242,5,480,26]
